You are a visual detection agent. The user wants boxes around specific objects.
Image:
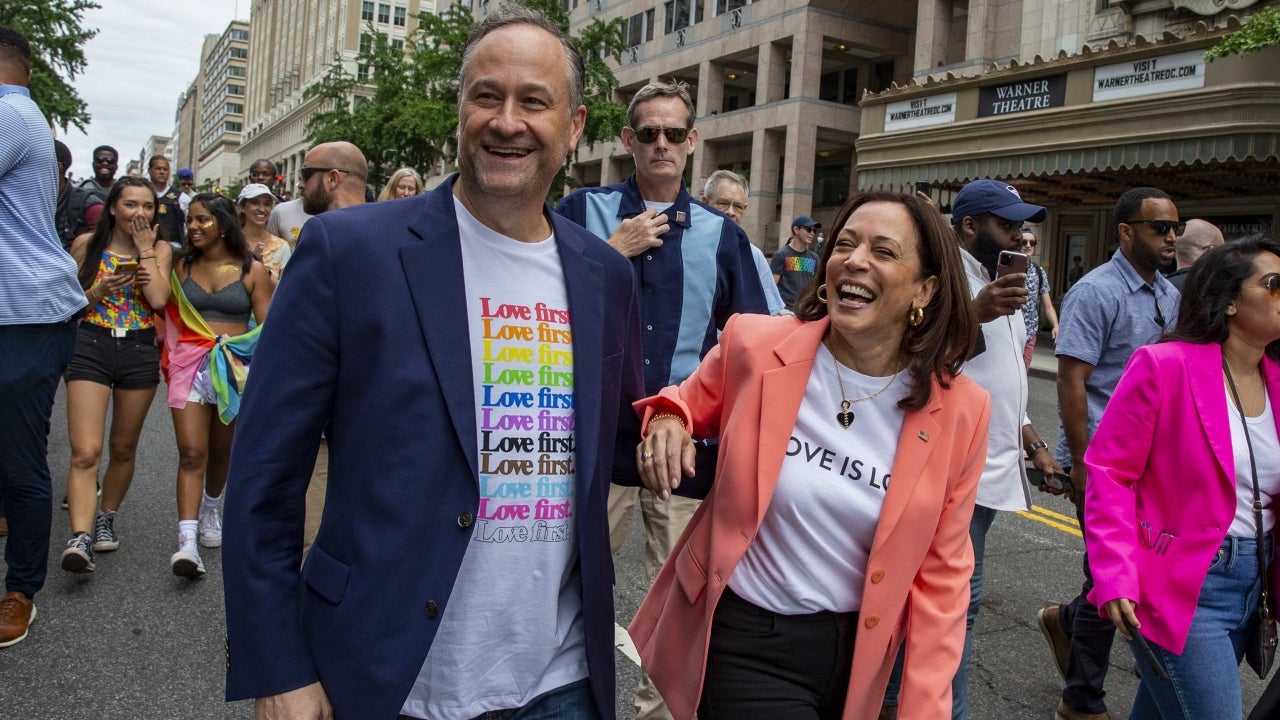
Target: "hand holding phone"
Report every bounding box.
[995,250,1029,279]
[1027,467,1073,496]
[115,261,139,275]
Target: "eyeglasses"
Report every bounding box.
[1153,294,1167,329]
[1254,273,1280,300]
[299,167,351,183]
[711,200,748,214]
[630,126,690,144]
[1125,219,1186,236]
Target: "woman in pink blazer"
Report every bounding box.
[628,192,990,720]
[1085,236,1280,719]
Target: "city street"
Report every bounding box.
[1,367,1270,718]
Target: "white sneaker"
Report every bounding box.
[198,502,222,548]
[170,534,205,578]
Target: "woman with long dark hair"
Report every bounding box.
[162,192,272,577]
[1086,236,1280,719]
[59,177,172,573]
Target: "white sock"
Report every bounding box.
[178,520,198,542]
[201,491,222,509]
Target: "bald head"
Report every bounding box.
[300,141,368,214]
[1174,219,1224,270]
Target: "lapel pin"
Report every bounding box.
[675,211,686,223]
[918,431,929,442]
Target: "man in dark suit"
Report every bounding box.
[222,6,643,720]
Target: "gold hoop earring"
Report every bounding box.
[816,284,829,302]
[908,306,925,327]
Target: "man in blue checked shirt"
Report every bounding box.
[556,79,767,720]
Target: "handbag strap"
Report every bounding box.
[1223,356,1270,613]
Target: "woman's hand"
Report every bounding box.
[90,272,133,302]
[134,262,153,288]
[129,214,158,253]
[1103,597,1140,640]
[637,416,696,500]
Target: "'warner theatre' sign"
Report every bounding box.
[978,75,1066,118]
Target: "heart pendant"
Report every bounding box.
[836,410,854,428]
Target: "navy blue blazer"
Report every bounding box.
[223,176,644,720]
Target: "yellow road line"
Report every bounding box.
[1029,505,1080,526]
[1017,506,1083,537]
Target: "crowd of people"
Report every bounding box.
[2,7,1279,720]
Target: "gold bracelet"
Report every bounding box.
[649,412,686,430]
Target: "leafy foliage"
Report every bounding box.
[0,0,99,132]
[304,0,626,198]
[1205,7,1280,61]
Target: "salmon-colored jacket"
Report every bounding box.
[1085,341,1280,654]
[627,314,991,720]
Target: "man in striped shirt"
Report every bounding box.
[0,25,87,649]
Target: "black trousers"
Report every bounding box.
[698,588,858,720]
[1059,497,1117,714]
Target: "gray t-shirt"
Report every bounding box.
[266,198,313,246]
[769,243,819,308]
[1053,249,1179,466]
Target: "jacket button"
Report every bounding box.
[425,601,439,618]
[871,570,885,584]
[457,512,474,528]
[864,614,880,629]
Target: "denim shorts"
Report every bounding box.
[64,323,160,390]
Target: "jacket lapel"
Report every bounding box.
[756,320,828,526]
[1186,343,1234,482]
[400,176,479,480]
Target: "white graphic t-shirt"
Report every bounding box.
[729,342,909,614]
[400,198,585,719]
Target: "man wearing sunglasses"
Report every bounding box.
[557,79,767,720]
[1165,218,1224,291]
[78,144,118,204]
[1041,186,1181,720]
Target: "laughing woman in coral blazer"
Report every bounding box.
[1086,236,1280,720]
[628,192,990,720]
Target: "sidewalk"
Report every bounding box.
[1028,332,1058,381]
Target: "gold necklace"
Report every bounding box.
[832,351,900,429]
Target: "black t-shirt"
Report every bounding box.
[769,244,820,308]
[153,185,185,244]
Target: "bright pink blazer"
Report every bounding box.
[627,313,991,720]
[1086,341,1280,653]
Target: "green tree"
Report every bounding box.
[1205,7,1280,61]
[0,0,99,132]
[305,1,626,198]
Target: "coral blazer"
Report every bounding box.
[627,313,991,720]
[1086,341,1280,654]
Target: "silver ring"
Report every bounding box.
[642,451,653,460]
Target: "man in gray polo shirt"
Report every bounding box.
[1039,187,1181,720]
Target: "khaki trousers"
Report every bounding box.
[302,440,327,557]
[609,483,701,720]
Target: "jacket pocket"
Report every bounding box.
[302,544,350,605]
[675,544,708,604]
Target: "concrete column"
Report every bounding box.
[748,127,782,251]
[914,0,951,74]
[601,151,621,186]
[695,138,720,199]
[790,26,823,102]
[779,122,816,250]
[966,0,991,64]
[696,59,724,119]
[756,42,787,105]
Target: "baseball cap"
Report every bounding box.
[237,183,274,203]
[791,215,821,229]
[952,179,1046,223]
[177,168,194,181]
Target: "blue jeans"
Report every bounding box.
[1129,535,1270,720]
[398,679,598,720]
[0,321,78,597]
[881,504,996,720]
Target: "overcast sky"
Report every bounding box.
[58,1,246,182]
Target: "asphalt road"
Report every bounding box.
[1,371,1271,718]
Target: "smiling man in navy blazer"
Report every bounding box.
[222,7,643,720]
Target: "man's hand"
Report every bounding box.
[1068,463,1087,507]
[974,273,1029,323]
[1031,449,1067,495]
[608,209,667,258]
[1103,598,1140,640]
[254,682,333,720]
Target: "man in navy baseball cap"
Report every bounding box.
[952,178,1046,224]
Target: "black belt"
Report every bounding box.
[79,323,156,341]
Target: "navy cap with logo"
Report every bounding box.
[952,179,1046,224]
[791,215,821,230]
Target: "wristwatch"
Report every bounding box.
[1027,440,1048,457]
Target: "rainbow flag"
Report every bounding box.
[162,272,261,424]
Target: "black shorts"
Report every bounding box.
[64,324,160,390]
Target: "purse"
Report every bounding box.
[1224,358,1278,680]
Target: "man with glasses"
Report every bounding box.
[1039,187,1181,720]
[557,79,766,720]
[79,144,118,203]
[1165,218,1224,291]
[701,170,784,315]
[771,215,822,310]
[1019,228,1059,368]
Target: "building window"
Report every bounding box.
[229,29,248,41]
[664,0,701,33]
[378,3,391,23]
[357,63,370,81]
[228,84,244,96]
[392,38,405,51]
[224,120,243,132]
[359,33,372,54]
[230,47,247,59]
[715,0,750,14]
[226,102,244,114]
[362,1,375,21]
[626,10,654,47]
[227,65,246,77]
[394,6,407,26]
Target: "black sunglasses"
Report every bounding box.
[1153,294,1167,329]
[631,126,690,144]
[1125,219,1186,236]
[299,166,351,183]
[93,157,117,165]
